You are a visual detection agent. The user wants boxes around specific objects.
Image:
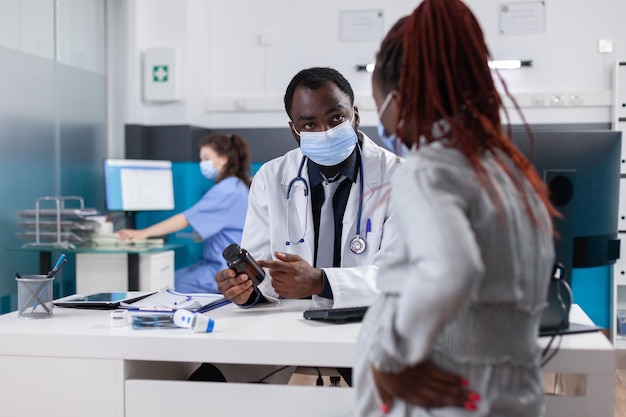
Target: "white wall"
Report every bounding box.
[0,0,54,59]
[122,0,197,126]
[0,0,106,73]
[468,0,626,124]
[120,0,626,130]
[124,0,415,128]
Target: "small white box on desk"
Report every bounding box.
[76,251,174,293]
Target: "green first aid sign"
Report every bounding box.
[153,65,169,82]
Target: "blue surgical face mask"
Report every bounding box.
[294,119,357,166]
[377,119,396,152]
[376,92,410,157]
[200,160,218,180]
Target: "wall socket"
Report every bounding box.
[598,39,613,54]
[531,94,546,106]
[569,94,585,106]
[549,94,566,106]
[258,32,275,46]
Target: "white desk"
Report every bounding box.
[0,302,613,417]
[540,305,615,417]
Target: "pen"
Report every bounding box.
[36,258,66,311]
[173,296,192,304]
[196,298,231,313]
[32,255,67,313]
[366,218,371,239]
[46,258,67,279]
[137,306,177,312]
[47,253,66,278]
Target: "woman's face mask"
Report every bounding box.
[294,119,358,166]
[200,160,218,180]
[377,91,410,158]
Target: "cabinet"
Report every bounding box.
[76,250,174,294]
[612,59,626,348]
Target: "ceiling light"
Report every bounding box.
[488,59,532,70]
[356,63,376,73]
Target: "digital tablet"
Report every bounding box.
[53,291,156,310]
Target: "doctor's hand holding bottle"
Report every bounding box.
[216,251,325,304]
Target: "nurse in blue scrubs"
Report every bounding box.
[117,133,251,293]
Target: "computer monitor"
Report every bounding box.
[103,159,175,211]
[510,129,621,276]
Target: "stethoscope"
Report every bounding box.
[285,149,366,255]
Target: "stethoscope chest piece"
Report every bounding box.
[350,236,366,254]
[288,150,368,255]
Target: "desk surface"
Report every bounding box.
[0,302,616,417]
[0,302,612,370]
[8,243,182,254]
[0,300,360,367]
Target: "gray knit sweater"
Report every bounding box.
[354,142,555,417]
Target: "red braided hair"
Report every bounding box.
[374,0,558,223]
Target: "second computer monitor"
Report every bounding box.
[510,129,621,278]
[103,159,175,212]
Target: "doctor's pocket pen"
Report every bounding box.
[222,243,266,288]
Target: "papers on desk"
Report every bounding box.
[119,289,230,313]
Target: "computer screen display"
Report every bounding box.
[510,129,621,278]
[104,159,175,211]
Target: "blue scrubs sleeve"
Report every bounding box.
[183,177,248,239]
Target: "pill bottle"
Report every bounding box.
[222,243,266,287]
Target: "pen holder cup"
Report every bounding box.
[16,275,54,319]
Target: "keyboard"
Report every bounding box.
[303,306,368,323]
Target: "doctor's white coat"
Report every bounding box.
[242,133,401,308]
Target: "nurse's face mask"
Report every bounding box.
[377,91,410,157]
[200,160,218,180]
[294,119,358,166]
